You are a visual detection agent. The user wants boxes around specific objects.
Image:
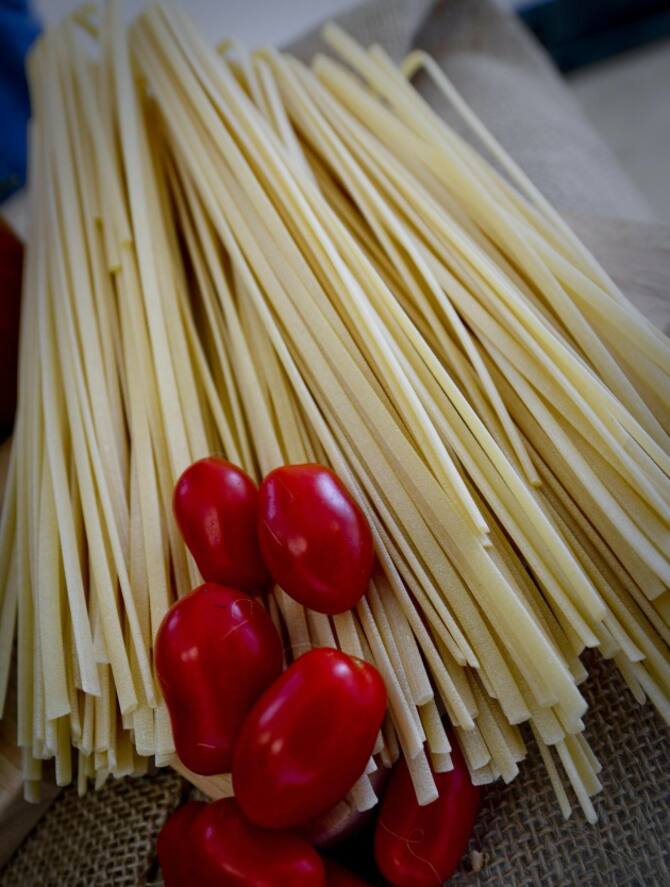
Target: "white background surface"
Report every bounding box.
[36,0,359,49]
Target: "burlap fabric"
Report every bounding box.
[2,1,668,884]
[1,769,184,886]
[4,654,668,886]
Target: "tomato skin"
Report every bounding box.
[173,457,270,593]
[233,648,387,829]
[155,584,283,775]
[374,739,481,887]
[157,801,206,887]
[258,464,374,614]
[323,859,373,886]
[190,798,326,887]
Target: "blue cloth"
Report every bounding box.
[0,0,40,204]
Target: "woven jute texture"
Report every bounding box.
[0,770,185,887]
[450,653,670,887]
[1,1,668,885]
[2,655,668,886]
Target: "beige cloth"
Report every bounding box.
[2,1,668,885]
[289,0,655,223]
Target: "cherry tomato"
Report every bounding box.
[190,798,326,887]
[323,859,373,886]
[374,738,481,887]
[157,801,205,887]
[258,464,374,614]
[233,648,387,829]
[155,583,282,774]
[173,457,270,593]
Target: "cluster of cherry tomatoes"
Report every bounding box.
[155,457,480,886]
[173,458,375,614]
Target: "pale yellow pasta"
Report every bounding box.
[0,1,667,817]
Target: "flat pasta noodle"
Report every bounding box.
[0,0,667,815]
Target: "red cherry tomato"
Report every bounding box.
[374,739,481,887]
[190,798,326,887]
[258,464,374,614]
[323,859,373,886]
[173,457,270,593]
[233,648,387,829]
[157,801,206,887]
[155,583,282,774]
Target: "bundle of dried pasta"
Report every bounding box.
[0,0,667,823]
